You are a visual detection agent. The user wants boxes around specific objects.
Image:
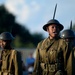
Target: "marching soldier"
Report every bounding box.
[61,21,75,75]
[0,32,23,75]
[32,19,68,75]
[32,4,68,75]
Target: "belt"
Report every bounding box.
[40,63,58,72]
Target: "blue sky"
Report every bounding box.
[0,0,75,37]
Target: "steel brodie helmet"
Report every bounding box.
[43,19,64,31]
[61,29,75,39]
[0,32,14,40]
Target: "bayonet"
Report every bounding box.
[53,4,57,19]
[70,20,72,30]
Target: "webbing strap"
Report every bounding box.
[8,50,15,72]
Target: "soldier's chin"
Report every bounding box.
[52,34,57,38]
[1,46,4,49]
[1,46,6,49]
[53,32,58,34]
[53,33,58,36]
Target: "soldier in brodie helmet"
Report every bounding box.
[0,32,23,75]
[32,4,68,75]
[61,21,75,75]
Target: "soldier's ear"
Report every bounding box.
[47,27,49,32]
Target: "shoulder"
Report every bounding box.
[37,38,48,48]
[11,49,19,55]
[58,39,67,45]
[58,39,67,51]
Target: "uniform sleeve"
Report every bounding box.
[13,50,23,75]
[0,51,2,70]
[61,40,68,74]
[32,43,41,75]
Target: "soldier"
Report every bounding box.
[0,32,23,75]
[61,23,75,75]
[32,18,68,75]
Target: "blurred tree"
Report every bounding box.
[0,5,45,48]
[13,35,21,48]
[12,23,34,47]
[0,5,15,33]
[32,33,44,46]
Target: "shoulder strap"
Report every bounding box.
[41,38,55,51]
[59,39,63,47]
[8,50,15,72]
[57,39,63,52]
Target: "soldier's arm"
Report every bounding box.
[32,43,41,75]
[60,40,68,74]
[13,50,23,75]
[0,50,3,70]
[55,39,68,75]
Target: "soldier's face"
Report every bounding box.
[0,40,11,49]
[65,38,75,47]
[65,38,74,43]
[47,24,60,39]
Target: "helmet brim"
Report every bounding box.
[43,23,64,31]
[0,32,15,40]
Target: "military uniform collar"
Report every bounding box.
[41,36,60,50]
[2,49,12,58]
[2,48,13,53]
[3,49,11,54]
[41,37,55,50]
[49,36,60,40]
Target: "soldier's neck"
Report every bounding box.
[3,46,12,50]
[49,36,60,40]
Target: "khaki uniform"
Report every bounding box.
[66,45,75,75]
[0,49,23,75]
[72,47,75,75]
[33,37,67,75]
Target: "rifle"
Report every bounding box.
[70,20,72,30]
